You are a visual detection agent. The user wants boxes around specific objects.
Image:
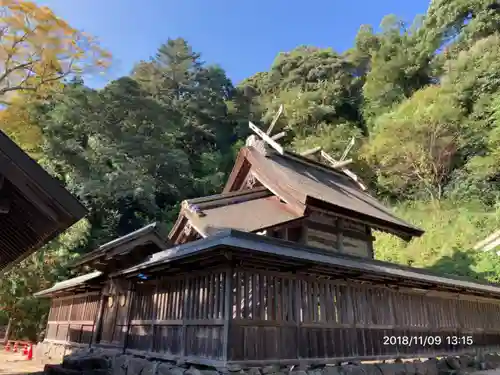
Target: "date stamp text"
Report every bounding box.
[383,335,474,347]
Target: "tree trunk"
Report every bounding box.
[3,317,12,345]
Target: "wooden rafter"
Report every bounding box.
[340,137,356,161]
[271,131,286,141]
[300,146,322,157]
[314,149,367,191]
[249,121,284,155]
[266,104,284,135]
[248,105,287,155]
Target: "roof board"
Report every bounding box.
[34,271,103,297]
[71,222,169,269]
[224,146,423,239]
[186,195,300,237]
[116,229,500,298]
[0,130,87,273]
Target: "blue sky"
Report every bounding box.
[34,0,431,88]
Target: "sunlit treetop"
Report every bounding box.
[0,0,111,103]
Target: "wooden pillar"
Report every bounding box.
[149,279,158,352]
[65,296,74,343]
[295,276,301,359]
[222,266,233,363]
[180,275,190,358]
[91,293,106,347]
[123,282,135,353]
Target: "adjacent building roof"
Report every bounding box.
[36,229,500,300]
[34,271,103,298]
[116,229,500,299]
[224,146,424,240]
[0,130,87,273]
[169,187,301,243]
[71,222,169,271]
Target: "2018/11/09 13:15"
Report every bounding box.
[382,335,474,347]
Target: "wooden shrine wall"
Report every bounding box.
[305,209,374,259]
[121,268,231,362]
[45,292,100,345]
[228,268,500,363]
[44,266,500,365]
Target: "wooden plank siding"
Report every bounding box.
[99,280,133,348]
[45,292,100,345]
[305,209,374,258]
[228,268,500,363]
[125,269,230,361]
[45,266,500,366]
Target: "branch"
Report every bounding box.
[0,27,37,84]
[0,61,35,86]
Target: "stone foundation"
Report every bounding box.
[34,341,99,364]
[38,341,500,375]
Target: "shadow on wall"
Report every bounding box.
[426,248,500,284]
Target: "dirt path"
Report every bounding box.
[0,350,44,375]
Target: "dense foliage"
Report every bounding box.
[2,0,500,339]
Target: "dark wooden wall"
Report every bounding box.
[122,268,231,362]
[45,293,100,345]
[228,268,500,363]
[305,208,374,258]
[45,266,500,366]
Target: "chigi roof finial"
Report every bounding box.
[246,104,287,155]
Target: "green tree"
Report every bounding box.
[37,77,192,247]
[362,15,432,124]
[363,86,465,200]
[0,219,90,341]
[133,38,239,195]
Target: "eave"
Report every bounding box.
[0,130,87,273]
[115,229,500,299]
[71,222,169,272]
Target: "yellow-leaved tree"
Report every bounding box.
[0,95,42,157]
[0,0,110,341]
[0,0,111,103]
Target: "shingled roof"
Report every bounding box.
[71,222,169,272]
[34,271,104,298]
[0,130,87,273]
[224,145,423,240]
[169,187,301,243]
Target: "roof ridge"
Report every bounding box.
[70,222,163,268]
[183,187,272,213]
[280,149,367,190]
[185,186,269,205]
[284,150,351,178]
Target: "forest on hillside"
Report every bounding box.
[2,0,500,340]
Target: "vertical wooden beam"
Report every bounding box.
[123,281,135,353]
[295,276,301,360]
[65,296,74,343]
[149,278,158,352]
[180,276,190,358]
[222,266,233,363]
[78,296,88,344]
[91,293,106,347]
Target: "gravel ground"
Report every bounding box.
[0,350,45,375]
